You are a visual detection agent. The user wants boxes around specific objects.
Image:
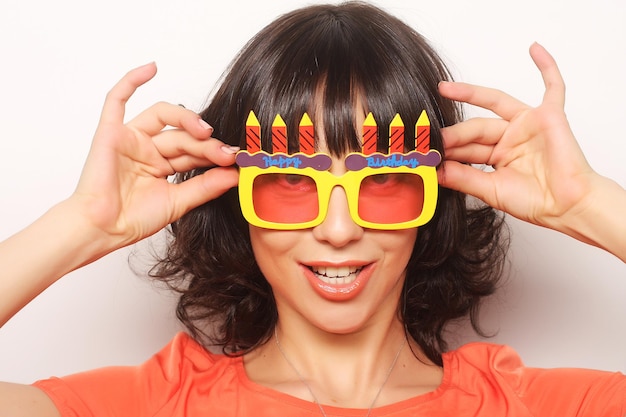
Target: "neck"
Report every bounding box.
[277,314,407,375]
[275,325,406,415]
[244,313,442,409]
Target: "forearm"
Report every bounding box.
[557,174,626,263]
[0,198,113,326]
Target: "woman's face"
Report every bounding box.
[249,147,418,334]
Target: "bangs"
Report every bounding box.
[243,9,363,157]
[205,2,458,157]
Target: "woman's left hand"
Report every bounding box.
[438,43,626,262]
[438,43,596,232]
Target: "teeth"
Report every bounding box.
[310,265,362,285]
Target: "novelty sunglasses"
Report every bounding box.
[235,111,441,230]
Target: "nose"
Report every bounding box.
[312,186,364,247]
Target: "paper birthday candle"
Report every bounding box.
[299,113,315,154]
[362,112,378,155]
[415,110,430,153]
[389,113,405,153]
[271,114,287,153]
[245,111,261,153]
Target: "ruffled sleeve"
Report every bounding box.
[451,343,626,417]
[32,332,217,417]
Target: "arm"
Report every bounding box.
[0,62,239,327]
[438,43,626,262]
[0,63,239,414]
[0,383,60,417]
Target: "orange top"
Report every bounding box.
[34,332,626,417]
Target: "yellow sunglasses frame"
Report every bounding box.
[237,153,439,230]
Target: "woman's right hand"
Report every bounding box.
[0,63,239,326]
[71,62,239,252]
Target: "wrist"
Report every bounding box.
[553,174,626,262]
[52,196,127,268]
[0,198,119,325]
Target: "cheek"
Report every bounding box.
[381,228,418,268]
[249,226,302,274]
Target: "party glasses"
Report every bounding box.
[235,111,441,230]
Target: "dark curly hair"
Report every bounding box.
[150,1,508,366]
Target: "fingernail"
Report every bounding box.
[138,61,156,69]
[221,145,240,155]
[198,118,213,130]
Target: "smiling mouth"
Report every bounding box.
[309,265,364,285]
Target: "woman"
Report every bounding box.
[1,3,624,416]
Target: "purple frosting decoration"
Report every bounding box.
[236,151,332,171]
[344,151,441,171]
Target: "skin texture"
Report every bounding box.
[249,206,417,334]
[0,43,624,415]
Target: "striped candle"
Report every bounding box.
[272,114,287,154]
[415,110,430,153]
[299,113,315,154]
[389,113,404,153]
[362,112,378,155]
[245,111,261,153]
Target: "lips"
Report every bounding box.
[302,262,373,301]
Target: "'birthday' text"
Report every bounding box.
[366,154,419,169]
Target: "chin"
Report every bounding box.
[306,304,381,335]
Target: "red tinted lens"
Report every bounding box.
[252,173,319,223]
[357,173,424,224]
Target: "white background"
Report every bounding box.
[0,0,624,383]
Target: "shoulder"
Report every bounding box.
[156,332,222,369]
[441,342,525,398]
[444,341,519,367]
[442,342,626,417]
[33,333,244,417]
[139,332,241,385]
[443,342,525,382]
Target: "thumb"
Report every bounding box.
[438,161,495,206]
[169,167,240,220]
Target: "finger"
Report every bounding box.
[169,166,240,218]
[128,102,214,138]
[438,81,529,121]
[437,161,496,205]
[442,117,508,149]
[529,42,566,109]
[152,132,239,169]
[444,143,497,165]
[166,155,222,173]
[98,62,158,126]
